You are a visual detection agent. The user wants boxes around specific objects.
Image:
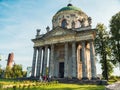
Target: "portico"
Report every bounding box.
[31,27,97,80]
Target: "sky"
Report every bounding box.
[0,0,120,75]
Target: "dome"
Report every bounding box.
[52,4,91,29]
[57,4,81,14]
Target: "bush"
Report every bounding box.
[109,76,117,81]
[0,84,3,89]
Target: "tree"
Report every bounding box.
[4,64,24,78]
[12,64,23,78]
[0,68,3,78]
[109,12,120,65]
[95,23,113,80]
[4,66,12,78]
[22,71,27,77]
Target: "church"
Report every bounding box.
[31,4,97,80]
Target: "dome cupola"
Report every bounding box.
[52,4,92,29]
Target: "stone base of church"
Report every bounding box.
[50,78,108,85]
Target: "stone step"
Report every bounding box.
[51,78,108,85]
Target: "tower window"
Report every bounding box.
[61,19,67,28]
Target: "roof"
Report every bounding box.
[57,4,81,13]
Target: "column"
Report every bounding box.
[36,47,42,78]
[42,46,48,76]
[48,47,51,78]
[81,41,88,80]
[41,48,44,76]
[72,42,77,78]
[89,40,97,80]
[31,47,37,77]
[49,44,54,78]
[64,43,68,78]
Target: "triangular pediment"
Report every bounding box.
[42,27,76,39]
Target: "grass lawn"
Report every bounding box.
[32,84,105,90]
[0,84,105,90]
[0,80,105,90]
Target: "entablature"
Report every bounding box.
[32,28,96,47]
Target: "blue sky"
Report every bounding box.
[0,0,120,75]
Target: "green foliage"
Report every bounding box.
[0,68,3,77]
[12,64,23,78]
[109,76,117,81]
[22,71,27,77]
[4,64,25,78]
[95,23,114,80]
[4,66,13,78]
[109,11,120,64]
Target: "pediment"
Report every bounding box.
[42,27,76,39]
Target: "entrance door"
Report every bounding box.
[59,62,64,78]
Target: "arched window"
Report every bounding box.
[80,48,82,62]
[76,20,81,28]
[72,21,75,28]
[61,19,67,28]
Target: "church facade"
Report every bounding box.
[31,4,97,80]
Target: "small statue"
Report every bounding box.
[80,18,85,27]
[36,29,41,36]
[88,17,92,26]
[46,26,50,32]
[72,21,75,29]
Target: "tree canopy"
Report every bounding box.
[95,23,113,80]
[109,11,120,64]
[4,64,26,78]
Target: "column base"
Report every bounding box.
[91,77,98,80]
[82,77,89,80]
[72,77,77,79]
[31,76,36,78]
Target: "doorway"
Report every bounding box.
[59,62,64,78]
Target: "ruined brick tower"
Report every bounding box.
[7,52,14,68]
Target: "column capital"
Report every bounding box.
[88,39,94,42]
[38,46,42,49]
[81,41,86,47]
[33,47,37,49]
